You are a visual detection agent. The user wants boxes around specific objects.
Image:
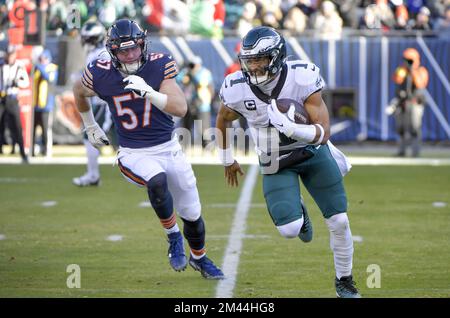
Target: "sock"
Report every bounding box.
[182,216,206,259]
[161,215,179,234]
[325,213,354,279]
[84,139,100,180]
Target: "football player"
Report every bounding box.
[73,19,224,279]
[72,20,113,187]
[216,26,360,297]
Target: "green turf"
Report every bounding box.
[0,164,449,297]
[237,165,450,298]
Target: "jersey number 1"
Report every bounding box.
[113,93,151,130]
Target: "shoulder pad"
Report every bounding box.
[219,71,246,106]
[288,60,322,87]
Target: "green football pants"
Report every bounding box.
[263,144,347,226]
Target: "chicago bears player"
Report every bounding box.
[73,20,114,187]
[73,19,224,279]
[216,26,360,297]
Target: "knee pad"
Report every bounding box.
[182,216,205,239]
[182,216,205,250]
[146,173,171,207]
[276,218,303,238]
[326,213,349,233]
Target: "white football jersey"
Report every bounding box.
[86,46,109,64]
[219,60,324,154]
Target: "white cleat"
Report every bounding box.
[72,174,101,187]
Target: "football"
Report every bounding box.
[274,98,310,124]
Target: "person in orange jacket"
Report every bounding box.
[391,47,429,157]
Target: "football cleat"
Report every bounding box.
[298,198,313,243]
[167,232,187,272]
[335,275,361,298]
[72,174,101,187]
[189,256,225,280]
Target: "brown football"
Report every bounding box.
[275,98,310,124]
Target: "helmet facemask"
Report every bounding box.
[238,27,286,87]
[239,49,281,86]
[108,37,148,75]
[106,20,149,75]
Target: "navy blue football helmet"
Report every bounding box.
[238,26,286,86]
[106,19,148,74]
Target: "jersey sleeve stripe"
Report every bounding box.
[164,72,178,80]
[84,67,94,81]
[164,66,177,75]
[82,71,94,86]
[81,77,93,90]
[164,61,176,69]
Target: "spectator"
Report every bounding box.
[98,0,117,28]
[411,6,433,30]
[0,46,30,163]
[310,1,343,39]
[360,1,395,30]
[237,1,260,38]
[144,0,190,34]
[393,3,410,30]
[405,0,426,18]
[283,5,309,34]
[190,0,225,39]
[434,5,450,36]
[47,0,69,34]
[32,49,58,157]
[374,0,396,30]
[114,0,136,20]
[333,0,359,28]
[223,0,246,30]
[390,48,429,157]
[258,0,283,28]
[178,56,214,147]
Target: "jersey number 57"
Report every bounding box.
[113,93,152,130]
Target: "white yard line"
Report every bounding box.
[2,156,450,166]
[215,164,259,298]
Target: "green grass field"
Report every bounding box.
[0,164,449,298]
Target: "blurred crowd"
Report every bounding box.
[0,0,449,40]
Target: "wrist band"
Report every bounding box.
[80,109,97,128]
[218,147,235,166]
[147,90,167,111]
[314,124,325,145]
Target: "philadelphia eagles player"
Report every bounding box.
[73,20,113,187]
[216,26,360,298]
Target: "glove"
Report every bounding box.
[85,123,110,148]
[267,99,295,137]
[123,75,154,98]
[123,75,168,110]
